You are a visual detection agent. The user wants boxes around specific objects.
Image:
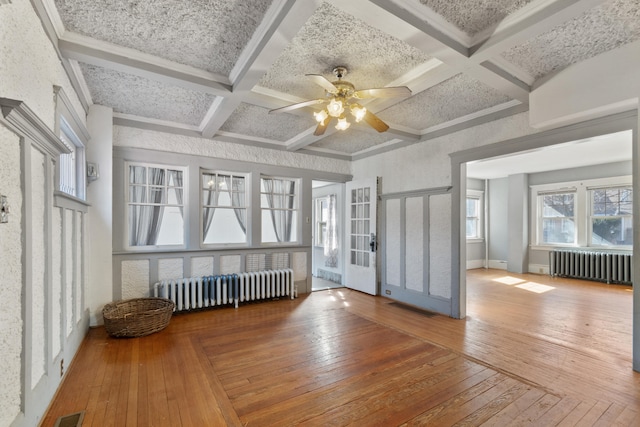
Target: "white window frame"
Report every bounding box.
[200,170,250,248]
[260,176,300,245]
[54,86,89,201]
[125,161,188,251]
[466,190,484,241]
[588,185,633,249]
[530,176,632,250]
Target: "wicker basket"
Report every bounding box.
[102,297,175,338]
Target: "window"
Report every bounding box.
[261,177,298,243]
[127,163,185,248]
[315,197,328,246]
[466,190,484,239]
[201,172,248,245]
[590,186,632,247]
[531,177,632,248]
[539,191,576,244]
[55,86,88,200]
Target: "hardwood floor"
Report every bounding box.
[42,269,639,426]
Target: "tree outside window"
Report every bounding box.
[590,187,632,247]
[540,192,575,244]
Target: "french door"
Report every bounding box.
[344,178,378,295]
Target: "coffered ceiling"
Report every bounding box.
[35,0,640,159]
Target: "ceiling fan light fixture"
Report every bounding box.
[326,98,344,117]
[335,116,350,131]
[313,109,328,123]
[350,104,367,122]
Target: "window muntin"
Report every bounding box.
[127,163,185,248]
[261,177,298,243]
[590,187,632,247]
[201,172,248,245]
[539,192,576,244]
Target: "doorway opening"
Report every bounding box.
[312,180,345,291]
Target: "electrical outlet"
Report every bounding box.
[0,195,9,223]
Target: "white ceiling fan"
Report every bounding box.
[269,66,411,136]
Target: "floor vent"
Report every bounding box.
[54,411,85,427]
[388,302,437,317]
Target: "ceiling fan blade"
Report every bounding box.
[314,117,332,136]
[363,111,390,133]
[306,74,338,94]
[269,98,325,114]
[354,86,412,99]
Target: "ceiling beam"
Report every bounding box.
[354,0,531,103]
[470,0,610,61]
[59,32,232,96]
[200,0,321,139]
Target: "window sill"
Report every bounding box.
[54,191,89,212]
[466,238,484,244]
[530,244,632,253]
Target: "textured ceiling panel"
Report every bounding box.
[309,127,392,154]
[501,0,640,79]
[220,104,316,142]
[378,73,512,130]
[54,0,273,75]
[80,63,216,126]
[417,0,534,36]
[257,2,432,100]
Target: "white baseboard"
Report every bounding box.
[466,259,485,270]
[488,259,508,270]
[529,264,550,275]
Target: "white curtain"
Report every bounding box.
[225,175,246,233]
[203,174,219,240]
[169,169,183,217]
[129,167,165,246]
[264,178,295,242]
[324,194,339,267]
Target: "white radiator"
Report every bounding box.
[549,250,632,284]
[153,269,294,312]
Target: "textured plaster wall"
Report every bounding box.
[192,256,214,277]
[113,126,351,176]
[0,1,89,424]
[0,0,84,129]
[405,197,424,292]
[0,126,23,426]
[220,255,242,275]
[429,194,451,299]
[122,260,151,299]
[159,258,184,281]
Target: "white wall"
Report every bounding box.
[113,125,351,176]
[530,40,640,129]
[86,105,113,325]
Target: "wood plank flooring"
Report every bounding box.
[41,269,639,426]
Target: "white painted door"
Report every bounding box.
[345,178,378,295]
